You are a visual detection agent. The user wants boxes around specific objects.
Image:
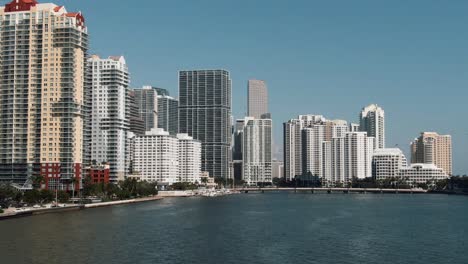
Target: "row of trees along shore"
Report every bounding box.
[0,177,158,213]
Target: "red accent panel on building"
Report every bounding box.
[41,163,61,190]
[4,0,38,13]
[41,163,82,191]
[65,12,85,27]
[53,6,63,12]
[88,166,110,184]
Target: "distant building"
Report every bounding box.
[133,86,159,132]
[411,132,452,175]
[349,123,360,132]
[283,115,326,180]
[247,80,269,119]
[360,104,385,149]
[128,90,145,136]
[372,148,408,181]
[179,70,232,179]
[242,118,272,185]
[232,119,245,181]
[399,164,449,184]
[177,134,202,183]
[134,129,179,184]
[272,160,284,179]
[343,132,374,181]
[302,125,326,177]
[133,129,201,184]
[87,55,130,183]
[157,94,179,135]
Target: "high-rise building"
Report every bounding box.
[330,137,346,183]
[133,86,158,132]
[411,132,452,175]
[372,148,408,181]
[157,94,178,135]
[242,118,272,185]
[343,132,374,180]
[133,129,201,184]
[247,80,268,119]
[179,70,232,179]
[0,1,88,190]
[128,90,145,136]
[360,104,385,149]
[283,115,326,180]
[301,125,326,177]
[87,55,129,183]
[177,134,202,183]
[232,119,245,181]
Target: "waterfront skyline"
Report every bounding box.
[3,0,467,174]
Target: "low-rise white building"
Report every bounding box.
[372,148,408,180]
[398,164,449,184]
[134,129,202,185]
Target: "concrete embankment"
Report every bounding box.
[84,196,164,208]
[0,196,164,221]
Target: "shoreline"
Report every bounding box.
[0,195,164,221]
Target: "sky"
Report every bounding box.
[52,0,467,174]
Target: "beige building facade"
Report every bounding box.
[0,1,88,190]
[411,132,452,175]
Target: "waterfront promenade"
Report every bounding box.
[0,196,164,221]
[236,187,427,194]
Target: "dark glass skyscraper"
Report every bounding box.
[179,70,232,179]
[157,95,179,135]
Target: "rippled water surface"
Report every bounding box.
[1,193,468,264]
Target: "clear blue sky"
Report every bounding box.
[59,0,467,174]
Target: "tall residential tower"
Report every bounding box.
[87,55,130,183]
[0,1,88,190]
[360,104,385,149]
[179,70,232,179]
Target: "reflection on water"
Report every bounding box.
[1,194,468,264]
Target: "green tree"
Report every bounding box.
[201,177,208,186]
[214,177,226,188]
[31,175,45,189]
[23,190,41,205]
[39,189,54,204]
[57,191,70,203]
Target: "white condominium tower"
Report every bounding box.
[322,132,374,184]
[0,1,88,189]
[179,70,232,179]
[178,133,202,183]
[133,129,201,184]
[247,80,269,119]
[360,104,385,149]
[283,115,326,180]
[87,55,129,183]
[242,117,272,185]
[343,132,374,181]
[411,132,452,175]
[301,125,326,177]
[372,148,408,181]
